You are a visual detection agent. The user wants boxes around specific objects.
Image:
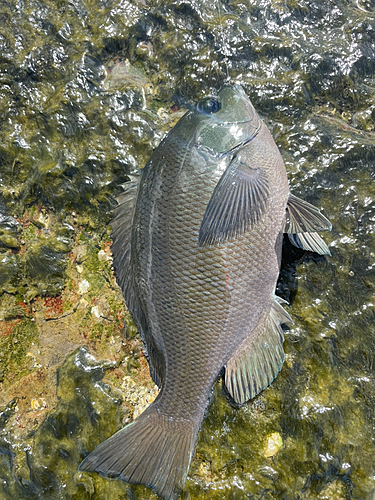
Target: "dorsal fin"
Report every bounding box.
[225,297,292,405]
[111,174,140,314]
[111,173,164,387]
[198,154,269,247]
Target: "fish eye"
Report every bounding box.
[197,97,221,115]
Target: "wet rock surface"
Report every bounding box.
[0,0,375,498]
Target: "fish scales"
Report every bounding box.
[80,86,332,500]
[137,125,286,417]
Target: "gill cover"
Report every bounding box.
[194,85,261,158]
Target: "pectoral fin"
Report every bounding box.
[225,298,292,405]
[198,155,269,247]
[284,194,331,255]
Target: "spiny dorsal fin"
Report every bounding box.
[225,297,292,405]
[284,193,332,255]
[198,154,269,247]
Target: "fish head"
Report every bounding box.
[194,85,261,158]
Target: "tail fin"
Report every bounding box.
[79,406,197,500]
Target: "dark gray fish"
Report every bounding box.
[80,85,331,499]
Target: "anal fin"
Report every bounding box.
[284,193,331,256]
[225,297,292,405]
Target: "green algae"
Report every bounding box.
[0,0,375,498]
[0,349,160,500]
[0,318,38,383]
[0,349,126,500]
[0,254,22,295]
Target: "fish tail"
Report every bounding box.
[79,405,197,500]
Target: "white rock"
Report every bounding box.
[79,280,90,294]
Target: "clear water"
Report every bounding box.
[0,0,375,499]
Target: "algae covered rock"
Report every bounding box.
[0,0,375,498]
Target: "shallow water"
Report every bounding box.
[1,0,375,499]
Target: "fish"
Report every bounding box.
[79,85,331,499]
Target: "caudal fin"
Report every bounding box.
[79,406,197,500]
